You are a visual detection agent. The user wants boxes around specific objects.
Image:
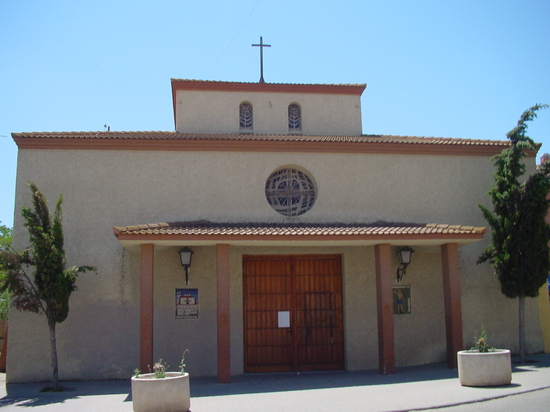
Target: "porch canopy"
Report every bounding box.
[114,221,486,382]
[114,221,485,249]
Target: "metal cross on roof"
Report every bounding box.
[252,36,271,83]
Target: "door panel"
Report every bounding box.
[243,257,293,371]
[243,255,344,372]
[294,256,344,370]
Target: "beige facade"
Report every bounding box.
[7,79,549,383]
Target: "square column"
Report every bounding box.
[140,243,154,372]
[375,243,395,374]
[217,244,231,383]
[441,243,463,368]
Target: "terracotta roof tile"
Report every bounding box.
[170,79,367,95]
[12,131,511,147]
[171,78,367,88]
[113,221,486,237]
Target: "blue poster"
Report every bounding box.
[176,289,199,319]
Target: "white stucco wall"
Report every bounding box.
[7,146,544,382]
[174,90,363,135]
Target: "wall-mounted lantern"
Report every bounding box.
[396,246,414,283]
[179,247,194,285]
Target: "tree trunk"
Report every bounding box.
[519,295,525,364]
[48,319,59,390]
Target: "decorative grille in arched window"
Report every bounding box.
[288,104,301,132]
[265,168,316,216]
[240,102,253,131]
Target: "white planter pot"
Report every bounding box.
[131,372,190,412]
[457,349,512,387]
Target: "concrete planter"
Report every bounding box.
[457,349,512,387]
[131,372,190,412]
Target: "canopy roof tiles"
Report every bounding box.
[113,221,487,251]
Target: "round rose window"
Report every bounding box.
[265,168,316,216]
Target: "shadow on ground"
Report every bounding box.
[1,354,548,407]
[191,362,460,397]
[191,355,550,398]
[0,379,132,408]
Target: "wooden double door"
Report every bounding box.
[243,255,344,372]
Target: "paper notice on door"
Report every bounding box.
[278,311,290,328]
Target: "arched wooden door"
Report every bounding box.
[243,255,344,372]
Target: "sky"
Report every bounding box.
[1,0,549,228]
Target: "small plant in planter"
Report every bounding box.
[153,358,168,378]
[457,327,511,387]
[471,326,492,353]
[131,350,190,412]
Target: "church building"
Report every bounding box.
[8,77,550,383]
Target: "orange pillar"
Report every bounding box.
[375,243,395,374]
[140,244,154,373]
[217,244,231,383]
[441,243,463,368]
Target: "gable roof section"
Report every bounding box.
[170,79,367,133]
[12,131,517,157]
[113,221,486,251]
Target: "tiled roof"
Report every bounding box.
[114,221,486,237]
[12,131,510,147]
[171,78,367,88]
[170,79,367,95]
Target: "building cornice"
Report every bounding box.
[12,132,530,157]
[170,79,367,95]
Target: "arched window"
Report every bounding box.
[288,103,301,132]
[240,102,253,131]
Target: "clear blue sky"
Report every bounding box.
[1,0,549,228]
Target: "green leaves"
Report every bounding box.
[479,104,550,299]
[506,104,548,145]
[0,183,96,322]
[0,184,96,390]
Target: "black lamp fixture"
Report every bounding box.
[178,247,194,285]
[396,246,414,283]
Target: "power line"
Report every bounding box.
[204,0,262,78]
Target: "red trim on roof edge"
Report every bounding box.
[13,135,533,157]
[171,79,366,95]
[113,232,485,243]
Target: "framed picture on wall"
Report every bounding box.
[393,285,411,314]
[176,288,199,319]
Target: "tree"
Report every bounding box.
[478,104,550,363]
[0,223,12,320]
[0,184,94,390]
[0,224,11,243]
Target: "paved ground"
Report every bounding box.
[0,354,550,411]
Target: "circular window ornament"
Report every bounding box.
[265,168,316,217]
